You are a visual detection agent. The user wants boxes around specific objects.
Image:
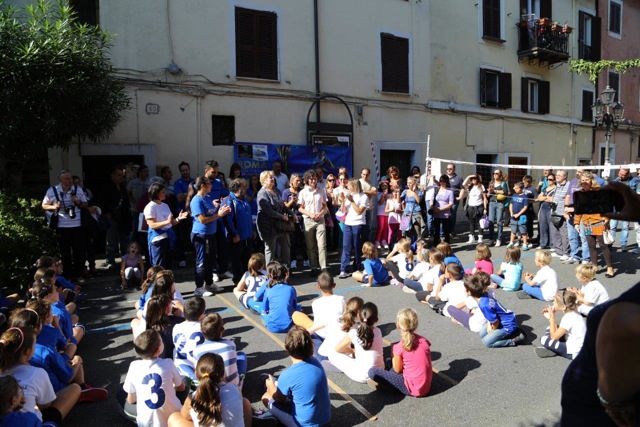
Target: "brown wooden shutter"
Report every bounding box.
[539,81,550,114]
[235,8,278,80]
[519,0,528,16]
[236,8,257,77]
[591,16,601,61]
[381,33,409,93]
[499,72,511,109]
[396,37,410,93]
[581,90,594,122]
[480,69,488,107]
[540,0,552,19]
[257,12,278,80]
[521,77,529,112]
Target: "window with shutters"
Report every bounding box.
[608,0,622,36]
[212,116,235,146]
[480,68,512,109]
[482,0,504,41]
[578,11,601,61]
[380,33,410,94]
[581,89,594,122]
[521,78,549,114]
[235,7,278,80]
[608,71,620,101]
[69,0,99,26]
[519,0,552,20]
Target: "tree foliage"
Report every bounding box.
[0,0,130,166]
[569,58,640,83]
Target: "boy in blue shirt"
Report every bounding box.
[466,272,525,348]
[353,242,389,287]
[262,326,331,427]
[507,182,530,251]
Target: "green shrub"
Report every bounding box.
[0,190,58,290]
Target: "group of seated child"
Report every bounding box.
[0,256,108,427]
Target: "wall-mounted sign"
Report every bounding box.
[145,103,160,115]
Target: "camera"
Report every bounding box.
[65,206,76,219]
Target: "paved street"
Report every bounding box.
[62,234,639,427]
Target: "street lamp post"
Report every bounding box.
[591,85,625,179]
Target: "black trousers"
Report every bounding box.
[56,226,86,278]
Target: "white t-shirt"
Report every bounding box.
[144,201,173,242]
[273,173,289,194]
[408,261,430,282]
[318,324,347,358]
[3,365,56,422]
[533,265,559,301]
[578,280,610,316]
[347,327,384,382]
[189,383,245,427]
[311,294,346,339]
[123,358,183,427]
[559,311,587,358]
[426,265,444,296]
[386,199,402,224]
[391,253,419,280]
[43,184,87,228]
[242,270,268,297]
[439,281,468,318]
[467,185,485,207]
[299,186,325,219]
[172,320,204,378]
[344,193,369,226]
[465,297,488,332]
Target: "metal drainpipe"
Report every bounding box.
[314,0,321,127]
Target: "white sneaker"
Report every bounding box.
[222,271,234,279]
[551,252,561,258]
[467,235,474,244]
[212,273,221,282]
[178,260,186,268]
[477,235,482,243]
[194,287,213,297]
[303,260,310,268]
[290,260,297,269]
[581,260,590,264]
[495,240,502,247]
[559,255,569,261]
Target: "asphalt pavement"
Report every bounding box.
[62,232,639,427]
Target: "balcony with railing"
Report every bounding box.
[517,17,572,67]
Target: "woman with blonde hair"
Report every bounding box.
[256,170,295,265]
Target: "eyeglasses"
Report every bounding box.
[447,168,454,171]
[548,179,555,182]
[327,179,335,182]
[493,172,501,175]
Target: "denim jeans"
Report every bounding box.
[449,201,460,235]
[479,325,517,348]
[522,283,545,300]
[609,219,630,246]
[488,201,505,242]
[538,205,552,248]
[341,224,363,272]
[567,216,581,260]
[579,222,590,261]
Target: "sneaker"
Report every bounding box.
[384,244,389,249]
[222,271,234,279]
[506,242,514,248]
[390,279,401,286]
[194,287,213,297]
[551,252,561,258]
[514,240,520,248]
[178,260,186,268]
[78,387,109,403]
[495,240,502,247]
[559,255,569,261]
[512,329,526,345]
[381,240,388,248]
[290,260,298,269]
[522,244,530,251]
[516,291,533,299]
[562,257,578,264]
[204,284,221,293]
[632,248,640,254]
[303,260,310,268]
[581,260,590,264]
[621,245,628,252]
[549,248,556,252]
[212,273,221,282]
[375,241,381,249]
[402,286,417,294]
[535,346,557,358]
[477,235,482,243]
[338,272,350,279]
[467,235,475,244]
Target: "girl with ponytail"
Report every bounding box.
[330,302,384,383]
[367,308,433,397]
[168,352,251,426]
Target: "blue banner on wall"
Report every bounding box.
[235,143,352,178]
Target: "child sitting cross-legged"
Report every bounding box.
[385,238,418,286]
[466,272,526,348]
[425,263,466,316]
[535,289,587,359]
[446,275,490,333]
[172,297,206,381]
[518,250,558,301]
[190,313,247,389]
[567,264,609,316]
[260,261,299,333]
[233,253,268,313]
[489,247,523,291]
[121,330,186,427]
[352,242,389,287]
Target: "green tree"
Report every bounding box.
[0,0,130,185]
[569,58,640,83]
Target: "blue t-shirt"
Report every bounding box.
[478,295,517,333]
[224,194,253,240]
[363,258,389,285]
[51,301,75,344]
[30,343,73,392]
[276,357,331,427]
[0,411,41,427]
[443,255,464,279]
[499,261,523,291]
[174,177,195,211]
[401,189,424,214]
[510,194,528,216]
[263,283,297,333]
[37,324,68,356]
[190,194,217,235]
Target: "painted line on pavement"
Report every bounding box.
[215,293,379,422]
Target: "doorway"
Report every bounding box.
[82,155,145,196]
[505,155,529,188]
[475,154,498,186]
[380,150,414,181]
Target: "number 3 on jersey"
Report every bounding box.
[142,373,165,409]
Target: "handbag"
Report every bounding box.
[603,229,614,245]
[399,214,412,231]
[48,211,59,230]
[479,214,489,229]
[275,218,296,233]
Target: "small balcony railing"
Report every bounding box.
[517,18,572,67]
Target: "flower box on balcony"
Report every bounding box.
[562,25,573,34]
